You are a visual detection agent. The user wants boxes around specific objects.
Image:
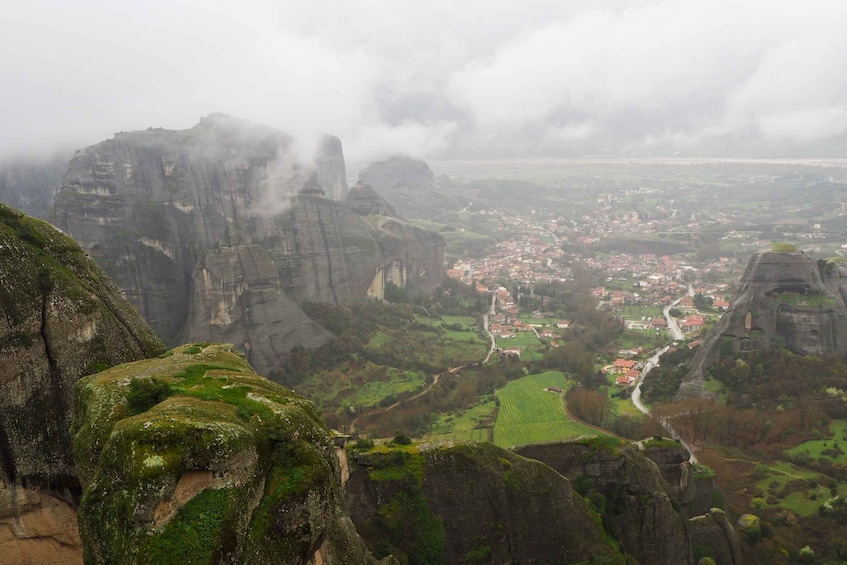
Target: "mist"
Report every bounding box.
[2,0,846,161]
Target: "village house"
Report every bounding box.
[616,369,640,386]
[611,358,637,374]
[682,315,705,332]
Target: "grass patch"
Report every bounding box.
[771,242,797,252]
[425,396,497,443]
[785,420,847,465]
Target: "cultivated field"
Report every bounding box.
[493,371,602,448]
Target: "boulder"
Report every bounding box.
[345,442,623,564]
[72,343,378,565]
[515,438,693,564]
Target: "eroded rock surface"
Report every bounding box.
[346,442,623,564]
[680,250,847,397]
[72,343,378,565]
[50,115,444,374]
[515,438,694,565]
[0,203,164,564]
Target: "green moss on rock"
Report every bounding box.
[73,344,375,564]
[0,202,164,485]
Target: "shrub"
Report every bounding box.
[127,377,172,415]
[354,439,375,450]
[393,431,412,445]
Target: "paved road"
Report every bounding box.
[482,292,497,363]
[632,285,699,463]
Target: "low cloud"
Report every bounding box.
[2,0,846,161]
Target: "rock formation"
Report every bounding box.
[515,438,694,564]
[358,155,463,219]
[345,442,623,564]
[49,115,445,375]
[689,509,743,565]
[344,182,396,217]
[0,154,68,217]
[72,343,381,565]
[514,437,739,565]
[0,203,164,564]
[679,250,847,397]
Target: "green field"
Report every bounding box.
[750,460,841,517]
[493,372,602,448]
[619,304,664,320]
[426,396,497,444]
[297,364,427,412]
[495,332,545,361]
[785,420,847,465]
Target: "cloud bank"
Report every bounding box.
[2,0,846,160]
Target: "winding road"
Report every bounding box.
[481,292,498,363]
[631,286,698,463]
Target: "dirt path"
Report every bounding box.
[349,370,450,434]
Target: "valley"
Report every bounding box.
[4,127,847,564]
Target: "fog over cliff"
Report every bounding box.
[2,0,846,160]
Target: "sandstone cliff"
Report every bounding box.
[72,343,381,565]
[49,115,445,375]
[346,441,624,564]
[0,203,164,564]
[679,250,847,398]
[358,156,463,219]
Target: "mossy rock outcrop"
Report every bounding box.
[345,441,624,564]
[73,343,376,565]
[0,202,164,563]
[0,203,164,485]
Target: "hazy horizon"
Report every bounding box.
[3,1,846,163]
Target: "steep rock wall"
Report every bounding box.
[345,442,623,564]
[514,439,694,564]
[0,203,164,563]
[0,155,68,217]
[679,251,847,398]
[358,156,463,220]
[50,115,444,372]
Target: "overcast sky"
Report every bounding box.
[2,0,846,161]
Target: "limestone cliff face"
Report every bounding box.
[345,442,623,564]
[358,156,463,219]
[515,439,694,565]
[679,251,847,398]
[0,203,164,563]
[49,115,444,373]
[72,344,379,565]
